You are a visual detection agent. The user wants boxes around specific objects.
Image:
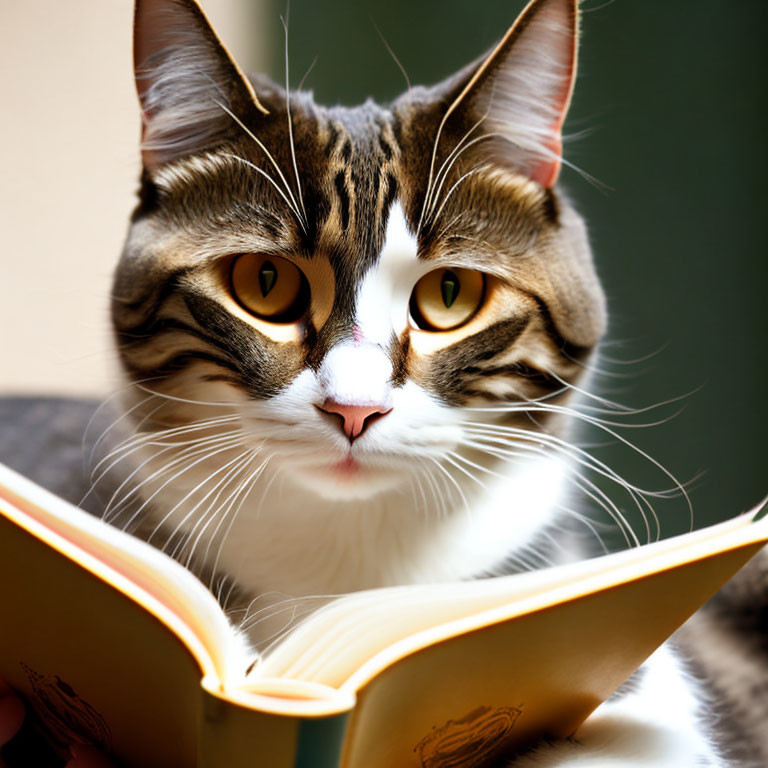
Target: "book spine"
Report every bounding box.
[197,690,349,768]
[293,714,349,768]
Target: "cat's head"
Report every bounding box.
[112,0,605,503]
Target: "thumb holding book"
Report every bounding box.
[0,681,24,748]
[0,678,113,768]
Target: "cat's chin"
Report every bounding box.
[286,457,403,500]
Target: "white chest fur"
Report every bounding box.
[213,451,567,598]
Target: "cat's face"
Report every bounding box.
[112,0,605,503]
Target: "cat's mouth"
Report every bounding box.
[287,449,410,499]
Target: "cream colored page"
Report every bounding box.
[258,509,765,686]
[339,544,762,768]
[0,514,203,768]
[0,463,239,683]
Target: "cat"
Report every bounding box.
[116,0,607,603]
[3,0,741,764]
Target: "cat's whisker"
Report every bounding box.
[520,537,559,569]
[417,93,494,235]
[470,400,687,430]
[214,101,307,230]
[166,448,256,562]
[484,384,677,417]
[184,454,261,565]
[115,437,246,533]
[555,505,611,555]
[529,370,656,414]
[100,442,192,523]
[220,574,241,616]
[133,383,242,408]
[241,593,321,634]
[464,425,657,538]
[559,349,647,380]
[183,454,261,569]
[461,436,640,547]
[85,392,160,473]
[209,457,274,583]
[373,21,411,92]
[428,166,486,235]
[90,422,242,490]
[92,414,242,472]
[103,435,246,528]
[232,591,274,628]
[279,14,308,225]
[413,457,445,521]
[447,450,511,483]
[92,434,200,499]
[80,397,163,506]
[409,467,430,518]
[444,451,488,490]
[500,549,542,574]
[199,454,270,568]
[463,385,633,415]
[144,445,253,546]
[223,153,306,231]
[533,404,691,530]
[245,604,301,649]
[82,373,171,449]
[426,132,504,228]
[461,419,681,504]
[213,572,227,606]
[405,461,429,522]
[422,117,486,222]
[431,211,471,245]
[251,594,339,655]
[427,460,452,521]
[296,55,318,92]
[428,457,470,517]
[565,467,646,547]
[593,341,672,367]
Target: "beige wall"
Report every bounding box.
[0,0,270,397]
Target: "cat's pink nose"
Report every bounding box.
[316,399,392,442]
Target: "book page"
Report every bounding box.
[257,506,767,688]
[340,543,763,767]
[0,464,240,683]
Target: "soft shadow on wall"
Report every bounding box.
[260,0,767,533]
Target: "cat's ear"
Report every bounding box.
[435,0,577,188]
[134,0,268,172]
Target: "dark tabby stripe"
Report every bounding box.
[529,293,593,363]
[334,171,350,230]
[124,348,240,379]
[117,266,192,316]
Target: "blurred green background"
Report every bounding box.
[259,0,766,540]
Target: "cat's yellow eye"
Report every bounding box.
[410,268,485,331]
[230,253,309,322]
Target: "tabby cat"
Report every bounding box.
[96,0,737,763]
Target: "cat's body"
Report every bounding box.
[3,0,760,764]
[0,397,741,766]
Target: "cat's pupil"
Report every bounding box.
[259,261,277,297]
[441,270,460,308]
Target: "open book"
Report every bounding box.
[0,461,766,768]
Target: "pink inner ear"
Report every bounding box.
[530,137,563,188]
[472,0,578,190]
[529,22,577,190]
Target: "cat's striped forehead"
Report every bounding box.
[144,96,561,292]
[117,102,598,405]
[116,63,606,413]
[147,99,404,280]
